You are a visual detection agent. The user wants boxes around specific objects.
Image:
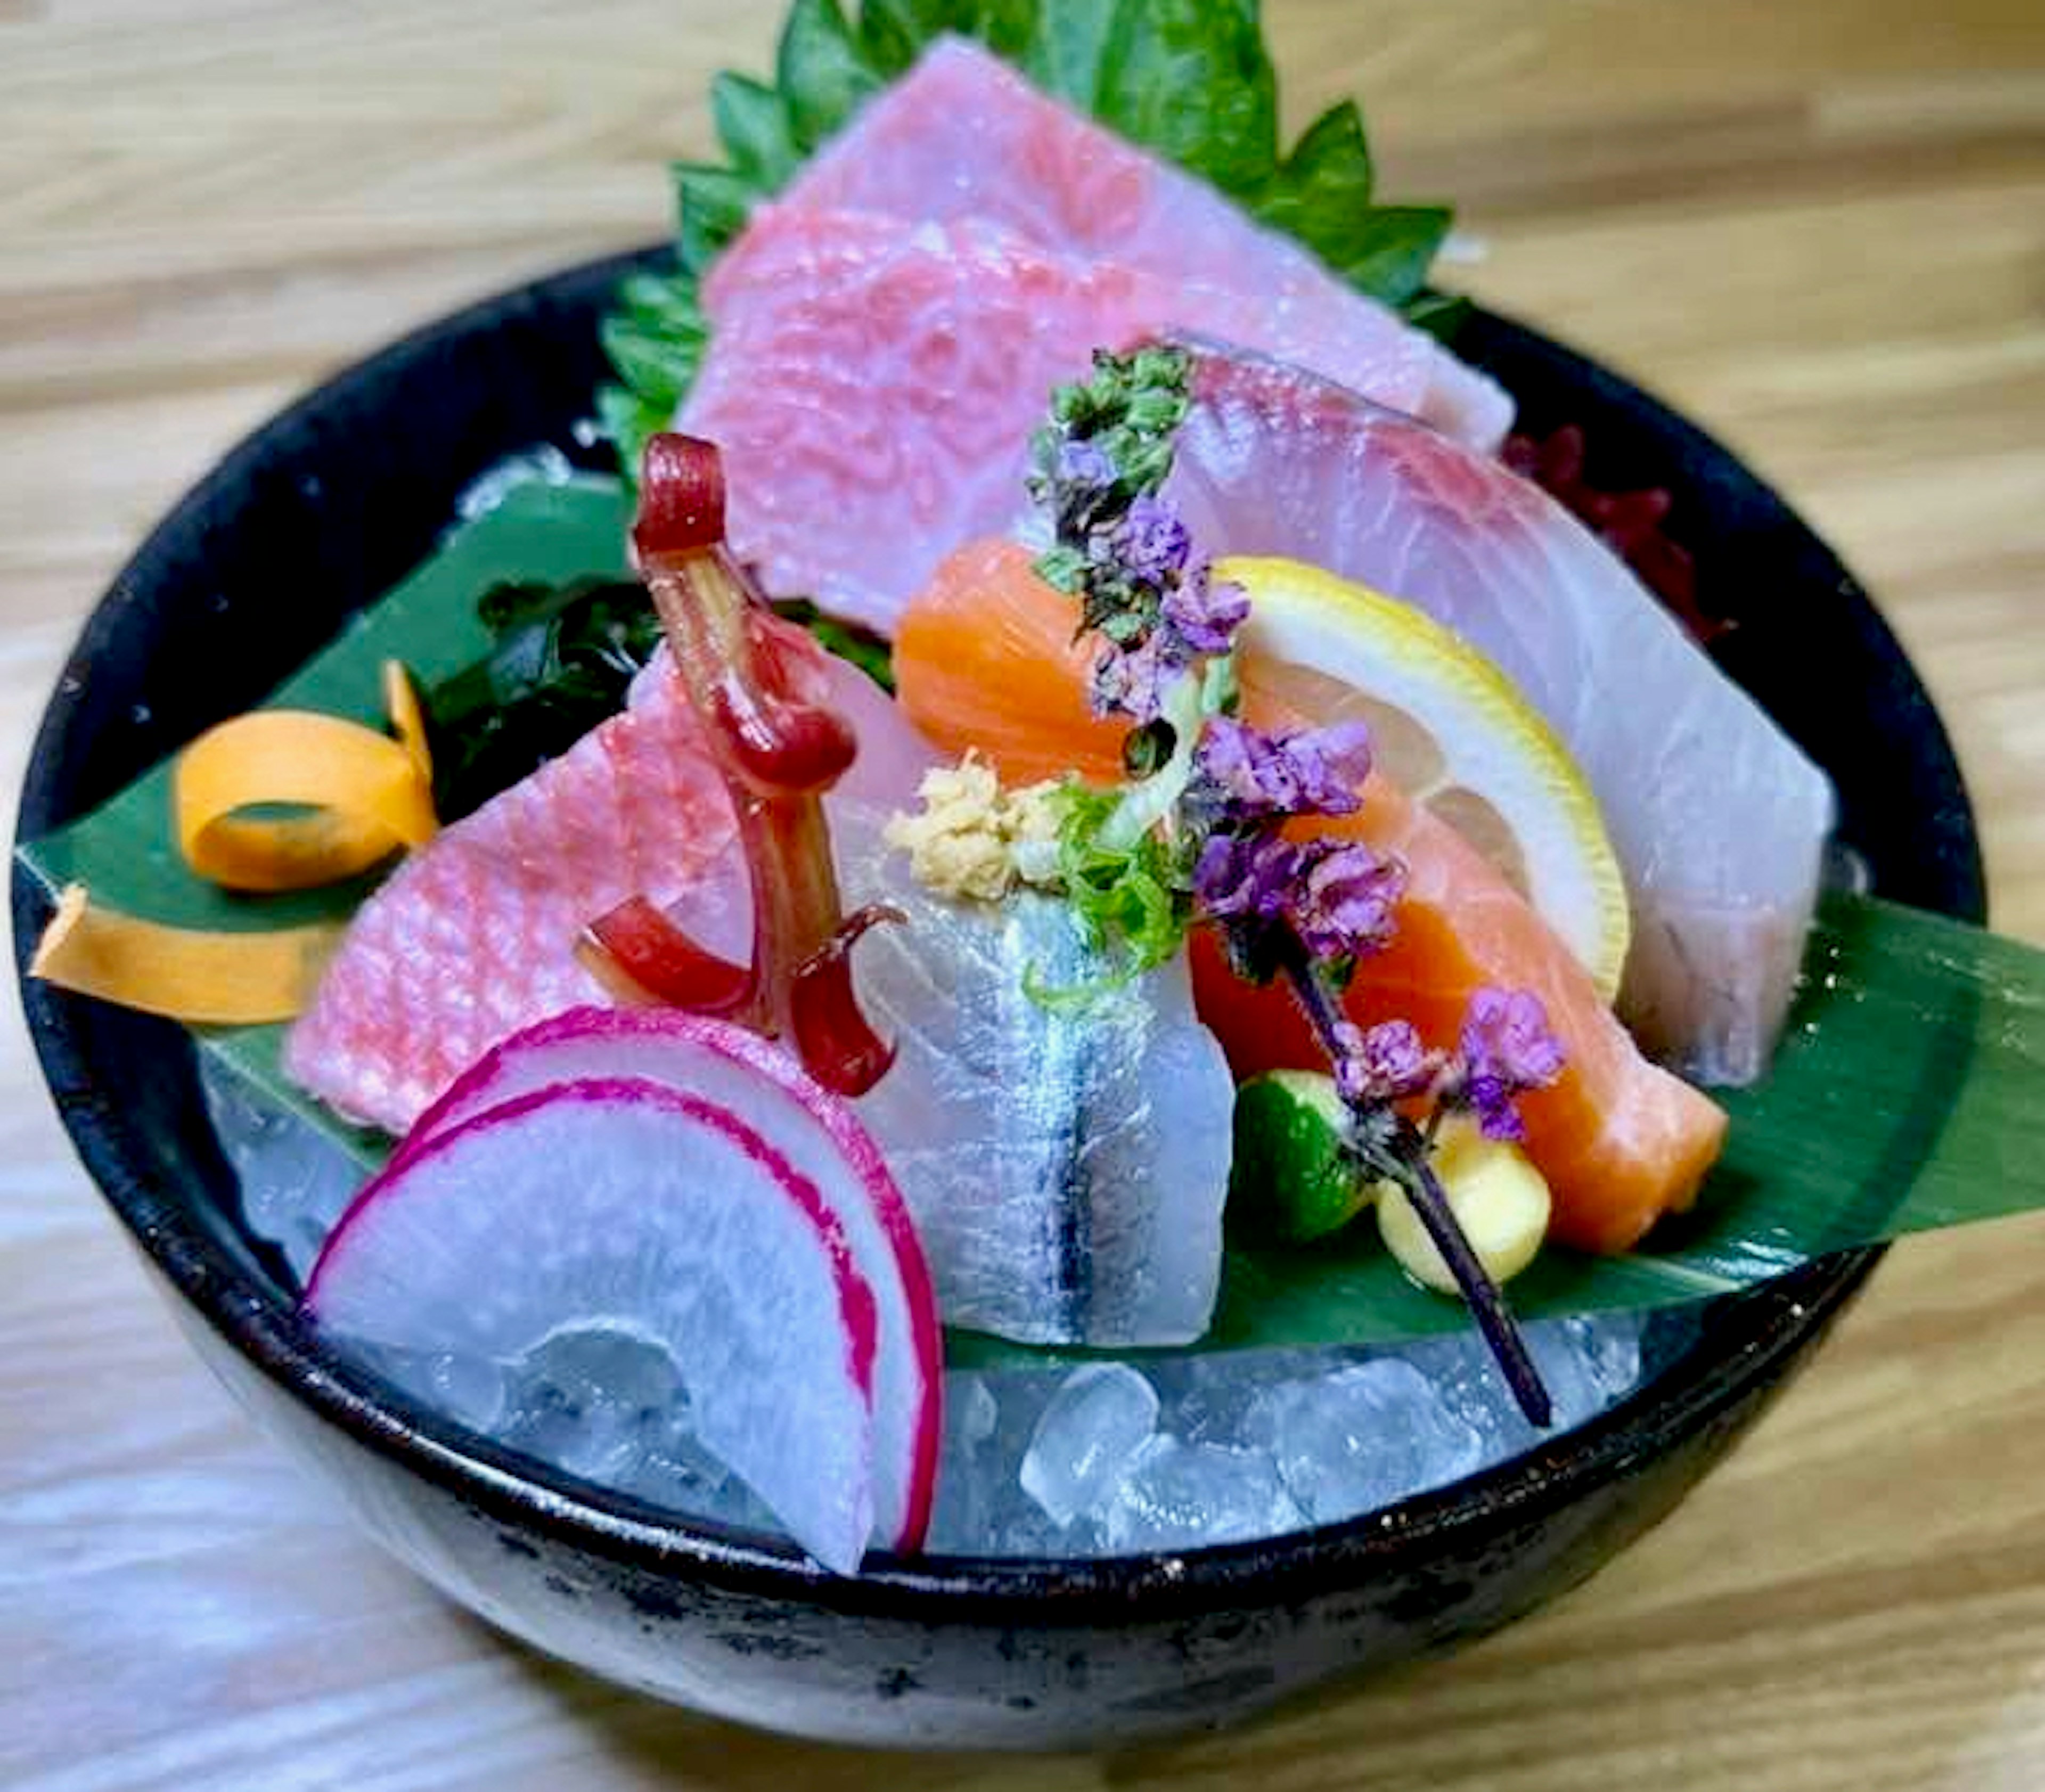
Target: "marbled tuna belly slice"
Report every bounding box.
[1160,343,1835,1083]
[681,203,1459,637]
[774,36,1510,451]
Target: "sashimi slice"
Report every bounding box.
[681,204,1457,637]
[283,668,735,1133]
[399,1008,940,1554]
[827,799,1237,1346]
[285,644,915,1137]
[1161,342,1835,1084]
[777,37,1510,451]
[306,1078,880,1574]
[893,540,1727,1254]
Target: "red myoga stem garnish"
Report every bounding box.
[582,895,755,1014]
[791,905,907,1098]
[599,432,896,1093]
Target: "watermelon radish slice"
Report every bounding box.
[306,1077,882,1574]
[394,1008,942,1556]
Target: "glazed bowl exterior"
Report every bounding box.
[13,252,1985,1748]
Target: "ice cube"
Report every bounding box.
[1430,1311,1651,1456]
[1020,1364,1161,1528]
[201,1060,363,1283]
[426,1351,508,1434]
[923,1372,1002,1553]
[1100,1435,1302,1552]
[1244,1357,1484,1521]
[496,1327,685,1485]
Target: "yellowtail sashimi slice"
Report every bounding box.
[1165,342,1835,1083]
[402,1009,941,1556]
[306,1078,880,1575]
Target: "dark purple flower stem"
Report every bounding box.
[1274,932,1554,1428]
[1386,1153,1552,1428]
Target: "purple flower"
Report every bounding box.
[1282,719,1373,812]
[1293,840,1406,960]
[1192,717,1373,823]
[1056,437,1116,492]
[1192,831,1299,921]
[1457,987,1567,1141]
[1159,565,1249,656]
[1335,1018,1441,1106]
[1089,634,1179,722]
[1114,494,1192,587]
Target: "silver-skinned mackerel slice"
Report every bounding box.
[835,807,1236,1349]
[1162,342,1835,1084]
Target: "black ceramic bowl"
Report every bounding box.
[13,251,1985,1749]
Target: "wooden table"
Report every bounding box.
[4,2,2043,1785]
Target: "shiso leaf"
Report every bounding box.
[1091,0,1278,194]
[598,0,1467,480]
[709,71,803,188]
[1334,204,1457,310]
[1250,100,1374,265]
[27,489,2045,1357]
[776,0,890,151]
[672,163,764,279]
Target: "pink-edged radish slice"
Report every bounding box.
[307,1076,880,1575]
[395,1008,942,1556]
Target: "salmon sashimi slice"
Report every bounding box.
[679,200,1477,640]
[775,37,1510,452]
[1157,342,1834,1086]
[894,539,1727,1255]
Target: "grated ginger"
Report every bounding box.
[885,755,1064,903]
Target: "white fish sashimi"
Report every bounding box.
[1162,342,1834,1083]
[833,808,1236,1348]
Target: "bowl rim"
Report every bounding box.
[11,247,1986,1621]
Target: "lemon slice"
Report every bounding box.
[1218,555,1631,1002]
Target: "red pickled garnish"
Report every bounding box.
[634,434,728,561]
[584,895,754,1014]
[790,905,907,1098]
[1504,424,1728,644]
[605,433,899,1094]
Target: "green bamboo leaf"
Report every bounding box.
[17,479,635,1166]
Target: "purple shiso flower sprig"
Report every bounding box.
[1030,346,1568,1427]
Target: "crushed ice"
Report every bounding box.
[209,1054,1688,1559]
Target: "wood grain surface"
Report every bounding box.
[4,2,2044,1786]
